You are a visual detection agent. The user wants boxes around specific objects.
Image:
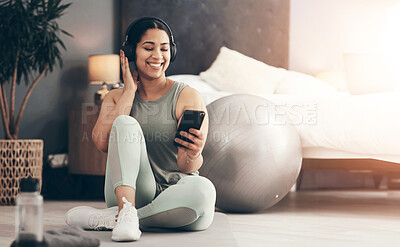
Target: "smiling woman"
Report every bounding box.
[65,17,215,242]
[135,29,171,81]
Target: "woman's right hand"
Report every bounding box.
[120,50,138,92]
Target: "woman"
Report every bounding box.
[65,17,216,242]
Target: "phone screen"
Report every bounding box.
[174,110,205,148]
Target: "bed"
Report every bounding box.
[167,71,400,189]
[120,0,400,189]
[167,73,400,163]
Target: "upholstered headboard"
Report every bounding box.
[120,0,290,75]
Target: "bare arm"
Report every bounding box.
[174,87,209,173]
[92,50,138,152]
[91,88,136,152]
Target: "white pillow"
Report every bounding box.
[199,46,287,94]
[275,70,337,95]
[315,71,348,92]
[168,74,218,93]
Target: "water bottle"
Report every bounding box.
[15,177,43,247]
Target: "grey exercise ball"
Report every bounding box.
[200,94,302,213]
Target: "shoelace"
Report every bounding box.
[116,197,137,224]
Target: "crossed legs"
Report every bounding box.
[104,115,216,231]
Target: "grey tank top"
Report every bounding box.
[130,81,199,191]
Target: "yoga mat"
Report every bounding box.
[0,202,238,247]
[92,212,239,247]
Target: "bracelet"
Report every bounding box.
[186,152,201,164]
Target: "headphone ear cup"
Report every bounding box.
[122,43,135,62]
[170,43,177,62]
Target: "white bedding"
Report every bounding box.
[264,93,400,156]
[168,74,400,157]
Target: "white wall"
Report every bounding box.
[289,0,400,90]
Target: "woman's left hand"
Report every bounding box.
[175,128,205,159]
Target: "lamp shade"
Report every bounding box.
[88,54,120,84]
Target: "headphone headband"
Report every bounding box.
[124,16,176,46]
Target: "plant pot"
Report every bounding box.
[0,139,43,205]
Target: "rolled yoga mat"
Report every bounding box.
[200,94,302,213]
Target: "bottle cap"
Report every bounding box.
[20,177,40,192]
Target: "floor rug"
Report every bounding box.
[91,212,239,247]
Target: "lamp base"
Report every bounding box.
[111,81,123,89]
[94,83,109,105]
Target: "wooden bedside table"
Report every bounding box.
[68,104,107,175]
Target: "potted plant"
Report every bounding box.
[0,0,72,205]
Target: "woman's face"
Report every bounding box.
[135,28,171,80]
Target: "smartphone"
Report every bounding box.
[173,110,206,148]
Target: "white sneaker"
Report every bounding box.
[111,197,142,242]
[65,206,118,230]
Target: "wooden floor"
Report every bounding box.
[1,190,400,247]
[226,190,400,247]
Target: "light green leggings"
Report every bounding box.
[104,115,216,231]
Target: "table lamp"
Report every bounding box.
[88,54,120,105]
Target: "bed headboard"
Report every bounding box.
[120,0,290,75]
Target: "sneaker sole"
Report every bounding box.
[111,229,142,242]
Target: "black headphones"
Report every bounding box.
[122,16,177,63]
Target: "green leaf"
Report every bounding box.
[0,0,72,85]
